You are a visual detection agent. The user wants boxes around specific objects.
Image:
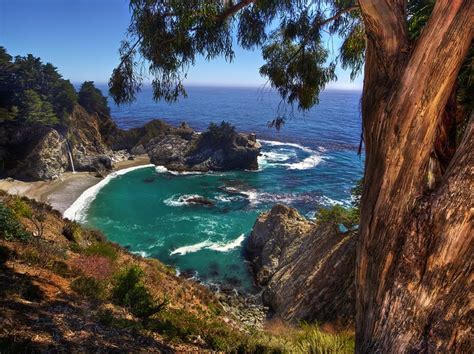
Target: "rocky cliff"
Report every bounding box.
[0,105,119,180]
[1,109,260,180]
[67,105,115,174]
[246,204,355,325]
[146,127,261,172]
[0,122,68,180]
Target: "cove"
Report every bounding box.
[77,140,363,292]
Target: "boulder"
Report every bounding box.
[246,204,355,325]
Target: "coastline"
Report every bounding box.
[0,154,151,214]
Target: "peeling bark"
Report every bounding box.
[356,0,473,351]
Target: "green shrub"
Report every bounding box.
[9,196,46,237]
[147,308,242,351]
[85,242,118,261]
[11,196,33,218]
[293,324,355,353]
[0,202,30,241]
[315,178,363,230]
[315,205,359,230]
[197,121,236,149]
[70,276,105,300]
[237,324,354,353]
[147,309,203,342]
[112,265,167,318]
[62,221,83,242]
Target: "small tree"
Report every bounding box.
[20,89,58,125]
[78,81,110,116]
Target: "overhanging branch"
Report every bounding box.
[218,0,257,22]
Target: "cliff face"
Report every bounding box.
[0,105,120,180]
[67,105,115,174]
[0,122,68,180]
[147,129,261,172]
[246,204,355,325]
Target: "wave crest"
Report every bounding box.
[170,234,245,256]
[63,164,155,222]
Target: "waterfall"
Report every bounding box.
[66,140,76,173]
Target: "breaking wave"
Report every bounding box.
[170,234,245,256]
[155,165,204,175]
[258,139,324,170]
[63,164,155,222]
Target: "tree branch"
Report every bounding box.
[217,0,257,22]
[319,5,359,27]
[116,36,142,69]
[284,5,360,67]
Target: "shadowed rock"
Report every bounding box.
[246,204,355,325]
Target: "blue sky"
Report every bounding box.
[0,0,362,90]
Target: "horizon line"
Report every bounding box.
[73,82,362,92]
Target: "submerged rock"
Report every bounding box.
[246,204,355,325]
[185,196,215,206]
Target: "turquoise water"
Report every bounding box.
[84,140,363,292]
[81,87,364,291]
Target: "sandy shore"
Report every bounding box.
[0,155,151,214]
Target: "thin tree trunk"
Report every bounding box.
[356,0,473,351]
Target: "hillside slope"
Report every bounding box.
[0,192,355,353]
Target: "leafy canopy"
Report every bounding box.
[110,0,471,129]
[78,81,111,116]
[0,47,77,124]
[109,0,365,113]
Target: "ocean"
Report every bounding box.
[72,86,364,292]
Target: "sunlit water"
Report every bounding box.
[80,86,364,292]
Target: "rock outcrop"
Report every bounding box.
[246,204,355,325]
[1,104,260,180]
[147,128,261,172]
[0,122,68,180]
[67,105,114,174]
[0,105,118,180]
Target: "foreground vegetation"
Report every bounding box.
[0,191,353,352]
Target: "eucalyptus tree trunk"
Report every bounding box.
[356,0,473,352]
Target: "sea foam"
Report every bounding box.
[63,164,155,222]
[170,233,245,256]
[283,154,323,170]
[258,139,324,170]
[155,165,206,176]
[163,194,210,207]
